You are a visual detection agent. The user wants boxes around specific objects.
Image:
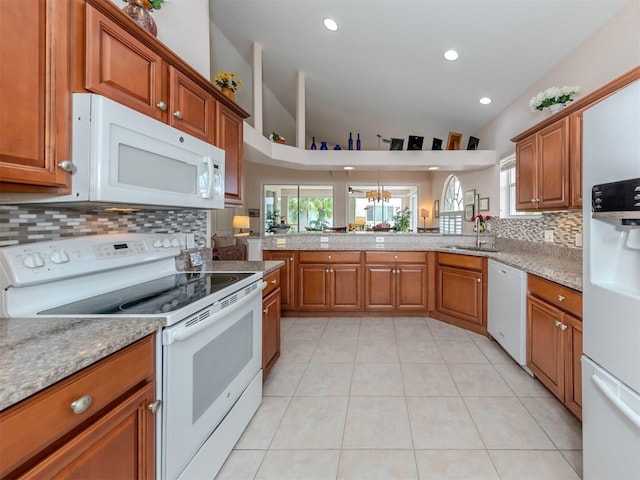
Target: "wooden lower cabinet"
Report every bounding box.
[298,252,362,311]
[262,270,281,379]
[263,250,297,311]
[434,253,487,334]
[526,274,582,419]
[0,335,157,479]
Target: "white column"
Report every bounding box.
[296,71,306,148]
[252,42,263,135]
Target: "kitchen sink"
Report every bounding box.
[442,245,500,253]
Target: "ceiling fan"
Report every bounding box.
[348,186,365,195]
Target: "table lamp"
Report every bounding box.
[420,209,429,229]
[355,216,366,230]
[232,215,250,236]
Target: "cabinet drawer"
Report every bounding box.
[365,251,427,263]
[0,335,155,477]
[299,251,362,263]
[263,269,281,297]
[528,274,582,317]
[437,252,483,270]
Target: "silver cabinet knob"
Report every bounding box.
[173,110,183,120]
[148,400,162,414]
[70,395,92,414]
[271,279,277,284]
[328,255,332,260]
[560,323,568,331]
[555,320,562,328]
[58,160,74,172]
[476,278,481,283]
[156,101,167,111]
[557,294,565,302]
[263,307,269,314]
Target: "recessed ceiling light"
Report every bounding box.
[428,166,440,170]
[343,166,354,170]
[443,49,459,61]
[479,97,492,105]
[323,18,338,31]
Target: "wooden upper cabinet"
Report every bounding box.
[0,0,72,192]
[515,118,570,211]
[169,67,216,143]
[217,103,244,206]
[569,110,584,207]
[86,5,163,120]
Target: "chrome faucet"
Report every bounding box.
[476,217,487,249]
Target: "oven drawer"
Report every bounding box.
[0,335,155,477]
[263,269,281,297]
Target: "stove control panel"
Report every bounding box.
[0,234,184,288]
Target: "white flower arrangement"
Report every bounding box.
[529,85,581,112]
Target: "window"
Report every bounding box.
[499,153,541,218]
[347,185,418,230]
[264,185,334,232]
[439,175,463,234]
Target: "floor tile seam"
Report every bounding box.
[559,449,584,478]
[518,396,578,451]
[491,363,538,399]
[447,362,518,398]
[258,395,294,454]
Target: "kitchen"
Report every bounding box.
[1,0,639,479]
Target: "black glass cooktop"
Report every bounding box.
[40,272,254,316]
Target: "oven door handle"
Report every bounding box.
[164,282,266,345]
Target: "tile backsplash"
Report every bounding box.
[492,211,582,248]
[0,205,208,247]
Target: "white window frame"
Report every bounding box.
[499,152,541,219]
[439,174,463,235]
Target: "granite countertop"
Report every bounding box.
[0,317,163,411]
[198,260,284,275]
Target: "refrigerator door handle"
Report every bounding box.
[592,373,640,429]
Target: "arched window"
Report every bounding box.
[440,174,463,234]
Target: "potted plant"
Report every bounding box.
[213,72,242,100]
[269,132,286,144]
[392,207,412,232]
[529,85,581,113]
[265,209,290,233]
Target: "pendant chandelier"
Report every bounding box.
[366,182,391,203]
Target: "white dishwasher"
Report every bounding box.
[488,259,529,372]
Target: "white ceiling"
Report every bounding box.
[210,0,631,151]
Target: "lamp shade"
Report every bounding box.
[355,216,366,225]
[232,215,250,229]
[420,208,429,218]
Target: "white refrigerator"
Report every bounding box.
[582,80,640,479]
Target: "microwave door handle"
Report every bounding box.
[202,157,214,199]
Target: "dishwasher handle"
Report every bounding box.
[592,373,640,429]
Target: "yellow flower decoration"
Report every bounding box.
[213,72,242,92]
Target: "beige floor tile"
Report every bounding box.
[521,397,583,450]
[394,318,434,341]
[311,340,358,363]
[279,338,318,364]
[398,340,445,364]
[472,337,516,363]
[449,364,515,396]
[295,363,354,396]
[489,450,581,479]
[215,449,265,480]
[255,449,340,480]
[437,341,489,364]
[493,363,553,397]
[270,396,348,449]
[343,396,413,449]
[321,323,361,342]
[561,450,583,478]
[401,363,459,396]
[427,318,473,341]
[356,338,399,363]
[284,323,326,340]
[338,449,418,480]
[359,323,397,340]
[465,397,555,449]
[328,316,362,325]
[415,449,499,479]
[262,361,307,396]
[350,362,405,396]
[280,317,297,335]
[406,397,484,449]
[235,396,291,449]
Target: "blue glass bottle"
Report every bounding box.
[356,133,361,150]
[334,144,342,150]
[320,141,328,150]
[348,132,353,150]
[310,137,317,150]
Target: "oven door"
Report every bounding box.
[160,284,262,480]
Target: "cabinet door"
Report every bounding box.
[396,264,428,310]
[527,295,564,400]
[262,288,281,378]
[569,111,584,208]
[437,266,483,325]
[364,265,395,310]
[169,68,216,143]
[564,314,582,420]
[86,5,163,120]
[298,264,329,310]
[263,251,296,311]
[217,103,244,206]
[515,135,537,211]
[0,0,71,192]
[538,119,570,209]
[22,382,156,479]
[331,264,362,310]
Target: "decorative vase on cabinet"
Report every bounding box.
[122,0,158,37]
[310,137,317,150]
[220,87,235,101]
[320,141,328,150]
[548,103,566,114]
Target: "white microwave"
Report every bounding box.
[1,94,225,210]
